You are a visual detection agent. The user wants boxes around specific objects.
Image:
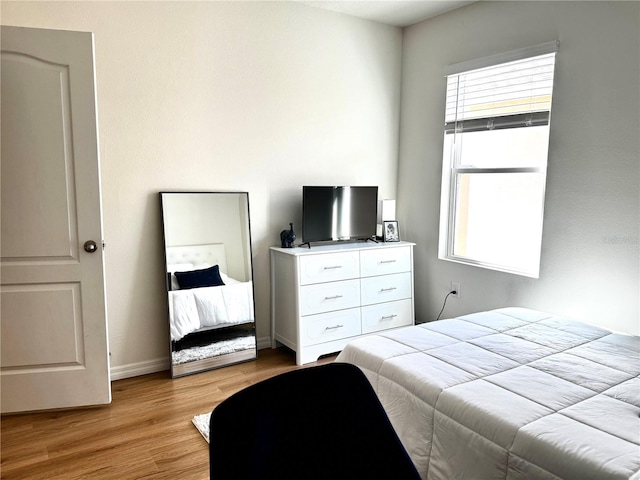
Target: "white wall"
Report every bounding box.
[1,1,403,376]
[398,1,639,335]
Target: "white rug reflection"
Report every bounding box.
[172,336,256,365]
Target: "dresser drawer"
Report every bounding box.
[300,308,361,346]
[360,272,412,306]
[360,246,411,277]
[299,279,360,316]
[362,299,413,334]
[299,251,360,285]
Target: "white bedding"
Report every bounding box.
[335,307,640,480]
[169,280,254,341]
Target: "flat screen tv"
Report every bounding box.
[302,186,378,244]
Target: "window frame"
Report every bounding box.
[438,42,558,278]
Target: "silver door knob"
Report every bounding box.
[84,240,98,253]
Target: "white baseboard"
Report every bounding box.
[110,335,273,381]
[110,356,170,381]
[256,335,272,350]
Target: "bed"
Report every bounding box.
[335,307,640,480]
[166,243,254,342]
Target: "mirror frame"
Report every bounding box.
[160,191,257,378]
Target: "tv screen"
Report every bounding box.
[302,186,378,243]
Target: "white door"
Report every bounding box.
[1,26,111,413]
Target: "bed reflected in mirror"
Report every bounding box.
[160,192,257,378]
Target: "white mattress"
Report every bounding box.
[168,281,254,341]
[335,307,640,480]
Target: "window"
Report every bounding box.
[439,42,558,278]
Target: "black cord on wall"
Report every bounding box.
[436,290,457,321]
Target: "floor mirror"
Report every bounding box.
[160,192,257,377]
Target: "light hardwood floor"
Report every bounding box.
[1,348,336,480]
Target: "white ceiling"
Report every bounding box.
[297,1,475,27]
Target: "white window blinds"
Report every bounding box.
[445,52,557,134]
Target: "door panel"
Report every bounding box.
[1,26,110,413]
[1,284,83,368]
[2,51,78,259]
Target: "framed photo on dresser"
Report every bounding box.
[383,221,399,242]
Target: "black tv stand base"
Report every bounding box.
[298,237,378,249]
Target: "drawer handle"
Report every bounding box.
[324,295,343,300]
[381,314,398,320]
[380,259,397,264]
[325,324,344,330]
[323,265,343,270]
[380,287,397,292]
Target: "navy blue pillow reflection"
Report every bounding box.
[174,265,225,290]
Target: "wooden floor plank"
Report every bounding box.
[1,348,335,479]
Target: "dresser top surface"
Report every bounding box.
[270,240,415,256]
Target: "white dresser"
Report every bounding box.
[270,241,415,365]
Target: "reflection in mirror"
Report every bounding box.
[160,192,257,378]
